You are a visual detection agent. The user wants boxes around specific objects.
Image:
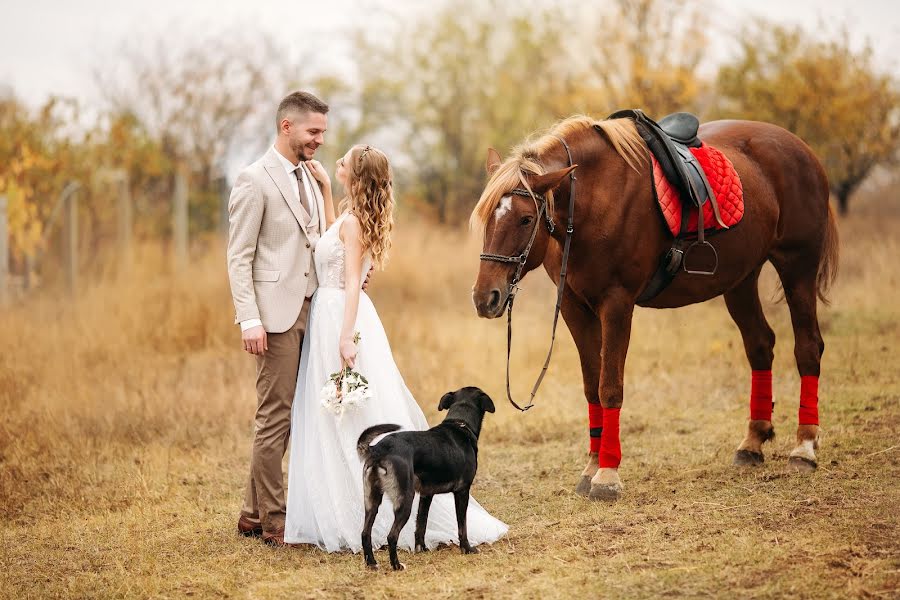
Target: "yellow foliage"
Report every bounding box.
[716,22,900,213]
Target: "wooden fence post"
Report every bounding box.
[217,175,230,238]
[63,186,79,294]
[173,166,189,270]
[116,170,133,269]
[0,195,8,305]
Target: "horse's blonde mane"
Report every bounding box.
[470,116,646,232]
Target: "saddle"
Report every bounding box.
[602,109,730,303]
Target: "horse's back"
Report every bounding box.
[641,119,829,308]
[699,119,829,203]
[700,119,830,245]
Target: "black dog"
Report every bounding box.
[356,386,496,570]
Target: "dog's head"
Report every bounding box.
[438,386,495,437]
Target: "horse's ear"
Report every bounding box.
[529,165,578,195]
[486,148,502,176]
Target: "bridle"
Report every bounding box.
[479,136,577,411]
[477,181,556,301]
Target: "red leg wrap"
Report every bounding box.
[799,375,819,425]
[750,370,773,421]
[598,408,621,468]
[588,403,603,453]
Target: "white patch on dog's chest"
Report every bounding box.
[494,196,512,220]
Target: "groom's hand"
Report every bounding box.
[362,266,374,291]
[243,325,268,355]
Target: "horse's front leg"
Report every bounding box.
[589,290,635,501]
[559,286,603,497]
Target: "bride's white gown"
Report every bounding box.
[284,214,508,551]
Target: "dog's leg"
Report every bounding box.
[361,466,382,570]
[414,494,434,553]
[453,488,478,555]
[388,493,414,571]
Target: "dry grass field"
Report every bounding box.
[1,199,898,599]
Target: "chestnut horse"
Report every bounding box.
[471,116,838,500]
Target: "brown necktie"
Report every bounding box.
[295,167,311,215]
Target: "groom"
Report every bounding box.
[226,91,330,547]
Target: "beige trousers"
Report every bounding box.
[241,297,311,533]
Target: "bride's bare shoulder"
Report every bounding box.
[338,212,362,244]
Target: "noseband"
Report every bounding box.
[479,136,577,411]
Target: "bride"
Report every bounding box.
[284,144,508,552]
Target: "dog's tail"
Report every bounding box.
[356,424,401,461]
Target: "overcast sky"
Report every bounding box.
[2,0,898,109]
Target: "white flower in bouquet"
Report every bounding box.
[320,332,374,416]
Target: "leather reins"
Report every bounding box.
[478,136,577,411]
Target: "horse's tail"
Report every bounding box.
[356,424,401,461]
[817,202,840,305]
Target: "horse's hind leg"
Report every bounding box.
[773,263,824,472]
[724,268,777,466]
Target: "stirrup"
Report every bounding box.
[683,241,718,275]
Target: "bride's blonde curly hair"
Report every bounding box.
[339,144,394,269]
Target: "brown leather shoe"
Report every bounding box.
[262,527,297,548]
[237,515,263,538]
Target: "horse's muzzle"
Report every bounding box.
[473,287,506,319]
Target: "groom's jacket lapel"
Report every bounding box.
[263,148,309,228]
[298,161,328,234]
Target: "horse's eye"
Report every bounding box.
[520,215,534,226]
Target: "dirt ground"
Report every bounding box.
[1,207,898,599]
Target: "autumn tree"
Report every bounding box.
[96,29,304,232]
[348,0,711,223]
[0,92,177,285]
[89,111,169,240]
[354,0,573,223]
[716,22,900,214]
[0,95,93,273]
[573,0,710,117]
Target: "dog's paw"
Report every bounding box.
[391,562,406,571]
[461,545,479,555]
[365,561,379,571]
[415,543,428,553]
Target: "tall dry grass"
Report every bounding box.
[1,207,898,598]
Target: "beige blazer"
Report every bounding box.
[226,147,327,333]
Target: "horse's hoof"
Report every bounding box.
[575,476,592,497]
[787,455,817,472]
[589,482,621,502]
[733,449,765,467]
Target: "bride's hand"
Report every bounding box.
[340,337,357,369]
[305,160,331,189]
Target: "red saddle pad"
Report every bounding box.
[650,143,744,237]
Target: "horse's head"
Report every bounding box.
[471,148,576,319]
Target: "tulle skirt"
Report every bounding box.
[283,288,508,551]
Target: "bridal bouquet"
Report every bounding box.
[320,332,374,416]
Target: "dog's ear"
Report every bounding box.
[480,392,496,414]
[438,391,456,411]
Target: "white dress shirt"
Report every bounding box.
[240,146,318,332]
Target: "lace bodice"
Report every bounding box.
[314,214,373,290]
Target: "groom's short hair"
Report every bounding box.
[276,91,329,130]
